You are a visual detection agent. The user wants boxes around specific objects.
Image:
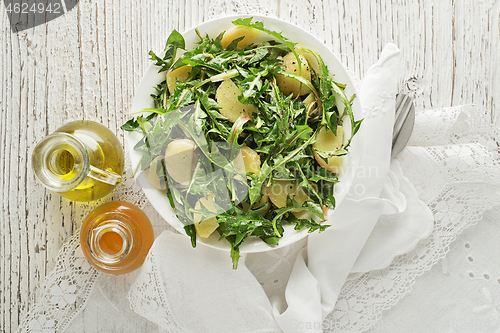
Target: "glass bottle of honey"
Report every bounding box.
[80,201,155,275]
[32,120,124,201]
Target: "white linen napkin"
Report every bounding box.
[351,159,434,273]
[128,231,282,333]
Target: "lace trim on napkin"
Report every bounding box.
[324,106,500,332]
[127,251,185,333]
[15,233,99,333]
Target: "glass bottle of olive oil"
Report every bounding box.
[32,120,124,201]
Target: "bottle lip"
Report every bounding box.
[32,132,90,192]
[89,220,134,265]
[85,212,136,268]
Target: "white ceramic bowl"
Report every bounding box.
[128,15,363,253]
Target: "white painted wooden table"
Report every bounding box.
[1,0,499,331]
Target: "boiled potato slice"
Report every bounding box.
[266,180,311,209]
[164,139,198,186]
[221,25,260,50]
[194,217,218,238]
[166,65,192,94]
[233,145,261,176]
[216,79,257,122]
[193,195,219,238]
[147,155,167,190]
[313,126,344,174]
[275,52,312,97]
[298,49,320,74]
[240,145,261,175]
[303,93,316,109]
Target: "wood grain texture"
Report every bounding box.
[1,0,498,331]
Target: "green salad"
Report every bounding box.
[122,17,362,268]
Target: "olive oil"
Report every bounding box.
[49,149,75,175]
[32,120,124,201]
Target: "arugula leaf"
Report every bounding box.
[149,30,186,73]
[121,118,140,132]
[226,36,245,51]
[167,29,186,49]
[289,214,330,233]
[270,199,324,237]
[184,225,197,247]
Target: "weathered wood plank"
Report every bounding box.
[1,0,499,331]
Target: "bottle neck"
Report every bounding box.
[88,217,134,265]
[32,132,90,192]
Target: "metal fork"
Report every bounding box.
[392,93,415,157]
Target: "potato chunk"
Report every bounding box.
[215,79,256,122]
[164,139,198,186]
[275,52,312,97]
[303,93,316,109]
[193,195,219,238]
[239,145,261,175]
[166,65,192,94]
[266,180,311,209]
[221,25,260,50]
[233,145,261,178]
[147,155,167,190]
[313,126,344,174]
[195,217,218,238]
[240,146,261,175]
